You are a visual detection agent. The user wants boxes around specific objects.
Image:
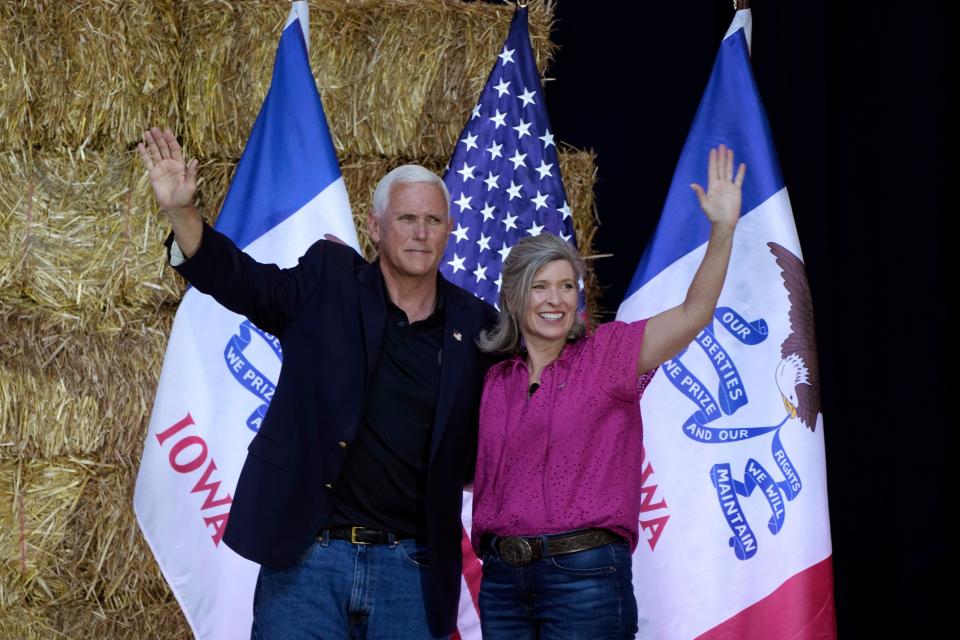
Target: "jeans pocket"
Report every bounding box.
[548,544,617,575]
[396,540,431,569]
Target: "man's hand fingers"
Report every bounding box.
[142,129,160,163]
[155,128,173,160]
[146,127,168,160]
[137,142,154,171]
[164,128,184,162]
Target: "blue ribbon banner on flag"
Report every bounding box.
[710,430,804,561]
[223,320,283,433]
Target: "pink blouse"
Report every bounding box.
[471,320,655,553]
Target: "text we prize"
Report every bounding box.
[155,413,233,546]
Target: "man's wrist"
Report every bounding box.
[161,204,196,218]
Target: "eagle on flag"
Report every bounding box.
[769,241,821,430]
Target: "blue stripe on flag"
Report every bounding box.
[625,29,784,297]
[214,19,341,250]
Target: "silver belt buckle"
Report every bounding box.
[498,536,533,566]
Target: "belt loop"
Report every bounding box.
[539,534,550,558]
[387,532,397,548]
[320,530,330,547]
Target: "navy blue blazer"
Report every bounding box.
[170,224,497,635]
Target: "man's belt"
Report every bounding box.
[491,528,623,566]
[326,526,400,545]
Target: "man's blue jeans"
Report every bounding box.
[479,539,638,639]
[251,532,449,639]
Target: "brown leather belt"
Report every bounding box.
[489,528,623,566]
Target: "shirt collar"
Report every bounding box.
[377,261,446,323]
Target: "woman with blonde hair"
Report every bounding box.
[472,146,746,639]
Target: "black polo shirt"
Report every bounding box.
[323,281,445,538]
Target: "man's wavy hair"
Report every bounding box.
[371,164,449,219]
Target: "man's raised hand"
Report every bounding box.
[137,127,198,214]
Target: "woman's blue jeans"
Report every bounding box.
[479,538,638,639]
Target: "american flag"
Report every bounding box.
[440,5,577,307]
[445,6,580,639]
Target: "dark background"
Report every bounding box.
[545,1,949,636]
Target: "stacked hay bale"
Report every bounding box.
[0,1,598,637]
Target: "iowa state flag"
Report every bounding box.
[617,10,836,639]
[134,3,358,638]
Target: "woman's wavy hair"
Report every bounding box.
[478,233,586,354]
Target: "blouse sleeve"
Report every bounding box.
[594,320,656,402]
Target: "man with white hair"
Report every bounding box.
[139,128,496,639]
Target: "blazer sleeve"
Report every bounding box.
[165,223,334,338]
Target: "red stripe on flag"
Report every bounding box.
[461,526,482,614]
[696,556,836,640]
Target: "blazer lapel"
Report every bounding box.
[356,261,386,384]
[430,282,474,461]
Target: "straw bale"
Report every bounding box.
[0,312,172,462]
[0,0,179,152]
[180,0,557,159]
[556,145,603,322]
[0,4,31,153]
[176,0,285,160]
[0,461,189,638]
[0,458,93,607]
[0,601,189,640]
[0,150,181,327]
[2,0,555,156]
[57,465,184,632]
[0,606,61,640]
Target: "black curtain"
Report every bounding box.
[547,1,949,635]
